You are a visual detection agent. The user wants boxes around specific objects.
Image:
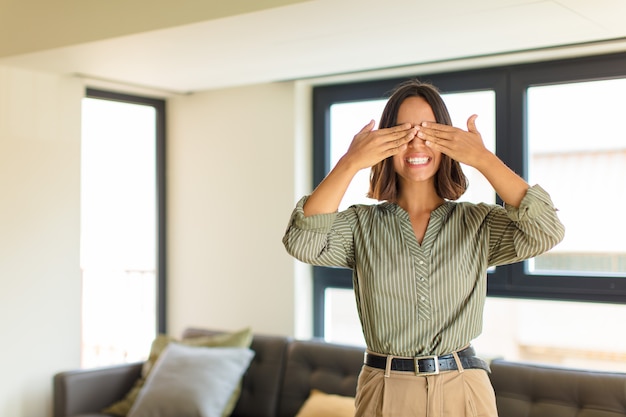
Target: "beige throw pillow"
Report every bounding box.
[295,389,356,417]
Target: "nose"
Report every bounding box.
[408,134,426,149]
[407,127,420,147]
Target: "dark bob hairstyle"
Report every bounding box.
[367,80,468,202]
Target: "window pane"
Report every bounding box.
[444,91,496,204]
[330,100,386,211]
[527,79,626,275]
[81,97,158,367]
[475,297,626,372]
[324,288,365,347]
[329,91,495,211]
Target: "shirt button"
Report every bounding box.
[419,260,425,265]
[420,296,426,301]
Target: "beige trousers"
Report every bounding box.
[354,365,498,417]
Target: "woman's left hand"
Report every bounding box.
[417,115,491,168]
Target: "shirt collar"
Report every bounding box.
[384,200,455,218]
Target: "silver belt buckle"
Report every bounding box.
[414,354,440,376]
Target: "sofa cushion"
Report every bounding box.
[127,343,254,417]
[295,389,355,417]
[490,359,626,417]
[277,339,364,417]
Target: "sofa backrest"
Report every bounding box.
[276,338,364,417]
[233,334,291,417]
[490,359,626,417]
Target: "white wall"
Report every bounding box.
[0,69,312,417]
[0,66,83,417]
[167,82,305,337]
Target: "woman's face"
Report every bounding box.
[392,96,442,186]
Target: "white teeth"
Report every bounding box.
[407,157,429,165]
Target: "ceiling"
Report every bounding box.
[1,0,626,95]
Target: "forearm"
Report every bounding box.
[303,156,360,216]
[488,185,565,266]
[477,152,529,207]
[283,196,354,268]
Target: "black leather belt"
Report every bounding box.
[364,346,490,375]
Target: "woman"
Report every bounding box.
[283,80,564,417]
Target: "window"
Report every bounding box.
[80,89,166,367]
[526,78,626,276]
[311,53,626,360]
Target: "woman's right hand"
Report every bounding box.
[341,120,418,170]
[303,121,416,216]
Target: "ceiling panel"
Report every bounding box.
[0,0,624,93]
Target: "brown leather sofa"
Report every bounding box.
[54,329,626,417]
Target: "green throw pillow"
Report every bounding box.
[103,327,253,417]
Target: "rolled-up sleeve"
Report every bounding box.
[488,184,565,266]
[282,196,355,268]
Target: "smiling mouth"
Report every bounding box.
[406,157,430,165]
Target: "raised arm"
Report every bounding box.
[304,120,417,216]
[417,115,528,207]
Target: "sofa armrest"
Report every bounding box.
[53,362,142,417]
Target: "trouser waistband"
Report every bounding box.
[364,346,490,376]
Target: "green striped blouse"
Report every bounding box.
[283,185,565,357]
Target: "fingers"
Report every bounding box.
[420,120,454,132]
[417,125,450,144]
[388,122,413,133]
[467,114,478,133]
[421,115,479,132]
[376,124,417,158]
[359,119,376,134]
[347,121,416,169]
[419,115,487,166]
[382,136,411,158]
[358,121,413,142]
[417,121,462,152]
[418,123,454,143]
[377,123,416,144]
[419,115,480,141]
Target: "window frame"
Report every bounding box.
[311,52,626,338]
[85,88,168,334]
